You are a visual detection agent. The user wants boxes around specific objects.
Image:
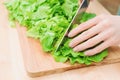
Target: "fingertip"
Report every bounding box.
[69,42,74,48]
[68,32,73,38]
[84,50,96,56]
[68,33,72,37]
[68,28,78,38]
[73,46,84,52]
[84,52,91,56]
[73,47,79,52]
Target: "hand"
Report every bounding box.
[68,14,120,56]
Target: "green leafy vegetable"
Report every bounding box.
[5,0,108,65]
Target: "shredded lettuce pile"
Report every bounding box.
[5,0,108,65]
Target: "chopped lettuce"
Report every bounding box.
[54,36,108,65]
[5,0,108,65]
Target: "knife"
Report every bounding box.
[54,0,90,52]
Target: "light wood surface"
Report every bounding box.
[1,0,120,80]
[15,0,120,77]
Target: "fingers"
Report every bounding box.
[68,14,114,56]
[69,25,99,48]
[84,37,114,56]
[73,28,113,52]
[69,19,110,48]
[68,16,101,38]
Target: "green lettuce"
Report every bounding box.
[5,0,108,65]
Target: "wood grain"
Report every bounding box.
[16,0,120,77]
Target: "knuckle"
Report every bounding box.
[102,19,111,28]
[92,47,102,53]
[81,31,89,36]
[110,27,116,34]
[81,31,90,38]
[106,29,115,39]
[82,40,95,49]
[87,40,95,46]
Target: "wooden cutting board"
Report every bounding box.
[16,1,120,77]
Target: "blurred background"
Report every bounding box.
[98,0,120,15]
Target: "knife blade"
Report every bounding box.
[54,0,90,52]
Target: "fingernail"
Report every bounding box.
[84,51,93,56]
[84,52,89,56]
[68,32,72,37]
[69,42,73,48]
[73,47,79,52]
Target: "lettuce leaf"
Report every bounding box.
[5,0,108,65]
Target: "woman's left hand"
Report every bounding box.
[68,14,120,56]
